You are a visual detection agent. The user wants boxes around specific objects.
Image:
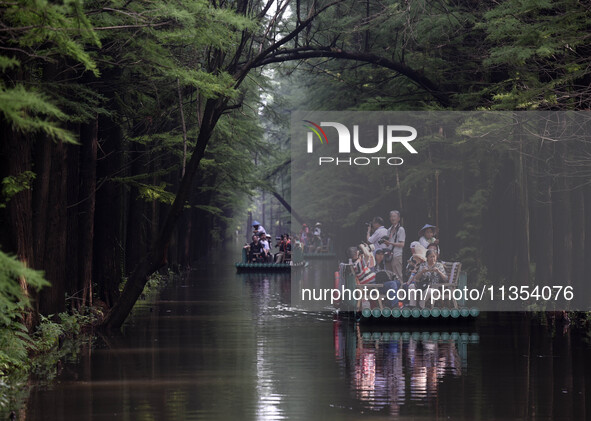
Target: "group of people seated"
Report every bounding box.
[298,222,329,253]
[349,212,447,309]
[244,220,292,263]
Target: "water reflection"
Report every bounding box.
[334,319,478,415]
[240,272,291,420]
[15,259,591,421]
[240,271,292,316]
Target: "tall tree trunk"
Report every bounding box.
[569,185,584,296]
[482,156,514,281]
[150,154,160,255]
[183,216,192,266]
[125,141,148,276]
[39,139,68,315]
[78,117,98,307]
[66,126,81,307]
[514,129,530,285]
[551,141,570,287]
[533,150,553,285]
[32,135,52,274]
[94,116,123,307]
[102,98,224,329]
[262,189,266,228]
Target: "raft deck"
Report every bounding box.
[236,248,306,272]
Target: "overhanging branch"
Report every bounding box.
[254,47,451,107]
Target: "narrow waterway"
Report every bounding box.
[25,254,591,420]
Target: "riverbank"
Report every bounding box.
[0,266,177,418]
[0,308,98,419]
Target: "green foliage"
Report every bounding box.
[0,252,49,325]
[0,0,104,142]
[2,0,100,74]
[0,322,30,376]
[33,310,96,353]
[0,311,96,414]
[0,56,19,71]
[136,182,176,205]
[33,315,64,354]
[0,252,93,383]
[0,86,78,143]
[480,0,591,109]
[0,171,36,208]
[0,250,49,375]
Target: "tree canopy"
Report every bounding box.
[0,0,589,328]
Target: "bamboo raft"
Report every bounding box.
[236,248,306,272]
[350,306,479,321]
[235,261,308,272]
[336,261,479,321]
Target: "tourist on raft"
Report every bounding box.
[244,235,265,263]
[347,246,376,285]
[426,243,442,261]
[418,224,439,253]
[274,234,292,263]
[382,210,405,283]
[372,249,400,308]
[398,242,426,305]
[408,249,448,309]
[259,233,272,262]
[299,224,309,252]
[252,220,266,237]
[358,243,376,270]
[366,216,389,254]
[371,248,388,272]
[405,242,427,282]
[310,222,323,253]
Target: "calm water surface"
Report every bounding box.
[25,256,591,420]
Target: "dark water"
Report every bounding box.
[24,257,591,420]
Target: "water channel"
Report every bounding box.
[24,253,591,420]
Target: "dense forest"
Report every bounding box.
[0,0,590,340]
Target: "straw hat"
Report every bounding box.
[418,224,438,237]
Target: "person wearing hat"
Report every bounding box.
[252,220,267,237]
[405,242,427,281]
[310,222,323,253]
[418,224,439,249]
[313,222,322,237]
